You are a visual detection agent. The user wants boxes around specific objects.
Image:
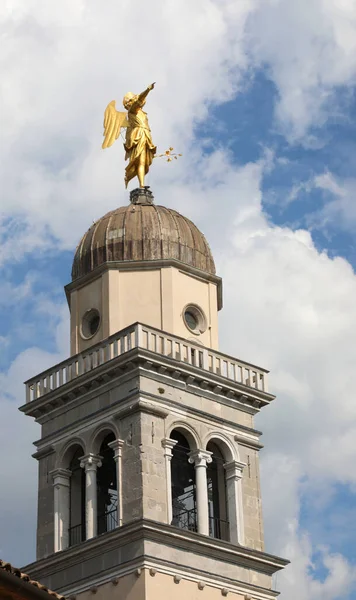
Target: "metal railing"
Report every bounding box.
[97,508,118,535]
[68,523,84,547]
[172,507,198,532]
[209,516,229,541]
[25,322,268,403]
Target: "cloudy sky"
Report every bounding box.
[1,1,356,598]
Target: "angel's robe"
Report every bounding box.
[124,107,156,186]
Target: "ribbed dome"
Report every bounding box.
[72,204,216,281]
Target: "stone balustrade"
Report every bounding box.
[25,323,268,403]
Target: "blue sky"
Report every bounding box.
[1,2,356,599]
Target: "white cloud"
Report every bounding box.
[312,171,356,230]
[0,303,68,564]
[246,0,356,141]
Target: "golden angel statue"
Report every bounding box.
[102,82,156,188]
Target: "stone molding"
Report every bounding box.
[161,438,178,457]
[65,261,223,311]
[50,468,71,487]
[21,346,274,425]
[23,519,289,598]
[114,398,169,420]
[224,460,246,481]
[188,449,213,467]
[79,453,102,471]
[108,439,124,458]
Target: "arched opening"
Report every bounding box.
[97,433,117,535]
[170,430,197,532]
[69,447,86,546]
[207,441,229,541]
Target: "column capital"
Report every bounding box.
[108,439,125,460]
[224,460,246,480]
[188,449,213,468]
[80,453,102,471]
[50,468,71,487]
[161,438,178,458]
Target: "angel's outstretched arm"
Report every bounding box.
[134,83,155,108]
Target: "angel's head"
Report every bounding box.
[123,92,137,110]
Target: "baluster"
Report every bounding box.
[198,350,203,368]
[141,328,147,349]
[245,368,251,387]
[261,373,267,392]
[52,371,58,390]
[252,371,257,389]
[59,368,63,387]
[212,354,217,374]
[72,361,78,379]
[120,335,125,355]
[77,356,84,376]
[230,362,235,381]
[176,342,181,360]
[134,324,141,348]
[233,363,238,382]
[100,347,105,364]
[202,349,209,371]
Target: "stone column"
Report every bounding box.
[108,439,125,526]
[188,450,212,535]
[80,454,102,540]
[161,438,178,525]
[224,460,246,545]
[50,468,71,552]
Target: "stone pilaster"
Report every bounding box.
[161,438,178,524]
[224,460,246,545]
[50,468,71,552]
[108,439,125,526]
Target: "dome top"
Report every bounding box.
[72,196,215,281]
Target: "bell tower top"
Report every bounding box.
[71,189,216,281]
[66,189,222,355]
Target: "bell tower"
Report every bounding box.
[20,188,288,600]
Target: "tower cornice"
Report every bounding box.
[22,519,289,598]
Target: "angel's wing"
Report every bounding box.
[102,100,128,149]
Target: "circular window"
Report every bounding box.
[183,305,207,335]
[81,309,101,339]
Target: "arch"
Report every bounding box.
[204,434,243,545]
[57,437,86,469]
[89,422,119,455]
[169,428,198,533]
[68,446,86,546]
[206,440,229,541]
[167,421,200,451]
[202,432,237,463]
